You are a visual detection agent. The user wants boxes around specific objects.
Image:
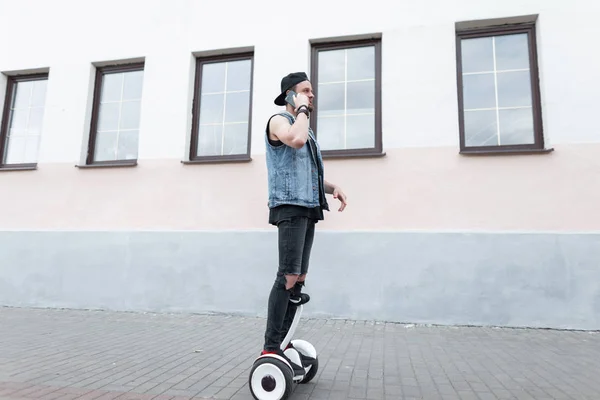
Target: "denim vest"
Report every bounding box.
[265,111,329,210]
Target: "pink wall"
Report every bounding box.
[0,144,598,231]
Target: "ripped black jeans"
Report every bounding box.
[263,216,315,351]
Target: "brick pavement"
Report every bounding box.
[0,307,599,400]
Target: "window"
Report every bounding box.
[456,22,545,153]
[310,38,382,157]
[86,63,145,165]
[189,52,254,162]
[0,73,48,170]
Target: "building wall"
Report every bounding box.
[1,0,599,329]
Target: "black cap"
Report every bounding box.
[274,72,309,106]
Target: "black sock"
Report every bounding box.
[292,281,305,297]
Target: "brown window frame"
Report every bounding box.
[455,22,548,155]
[85,62,145,167]
[310,38,383,158]
[0,73,49,171]
[188,52,254,164]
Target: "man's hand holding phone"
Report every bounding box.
[293,93,309,112]
[286,90,309,112]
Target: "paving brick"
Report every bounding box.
[1,308,600,399]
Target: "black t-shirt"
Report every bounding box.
[267,132,326,226]
[268,204,324,226]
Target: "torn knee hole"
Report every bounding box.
[284,274,299,290]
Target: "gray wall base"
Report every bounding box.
[1,231,599,330]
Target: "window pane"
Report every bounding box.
[5,136,26,164]
[122,70,144,100]
[224,91,249,123]
[226,59,252,92]
[201,62,226,93]
[499,108,534,145]
[8,128,26,138]
[97,103,120,131]
[496,71,532,108]
[94,131,118,161]
[28,107,45,134]
[495,33,530,71]
[346,114,375,149]
[13,81,33,109]
[199,94,224,125]
[119,101,142,130]
[117,130,139,160]
[316,116,344,151]
[462,73,496,110]
[347,46,375,81]
[24,136,40,163]
[464,110,497,147]
[197,125,223,156]
[318,49,345,83]
[461,37,494,73]
[318,83,344,116]
[347,81,374,113]
[101,73,123,102]
[222,123,248,155]
[8,108,28,130]
[31,80,48,107]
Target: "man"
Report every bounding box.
[261,72,347,375]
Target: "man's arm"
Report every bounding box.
[269,113,309,149]
[324,179,337,195]
[324,179,347,212]
[269,92,311,149]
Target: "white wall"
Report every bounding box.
[1,0,598,165]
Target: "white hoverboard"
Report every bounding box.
[248,303,319,400]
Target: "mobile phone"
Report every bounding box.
[285,90,297,108]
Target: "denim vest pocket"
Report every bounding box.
[273,169,291,199]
